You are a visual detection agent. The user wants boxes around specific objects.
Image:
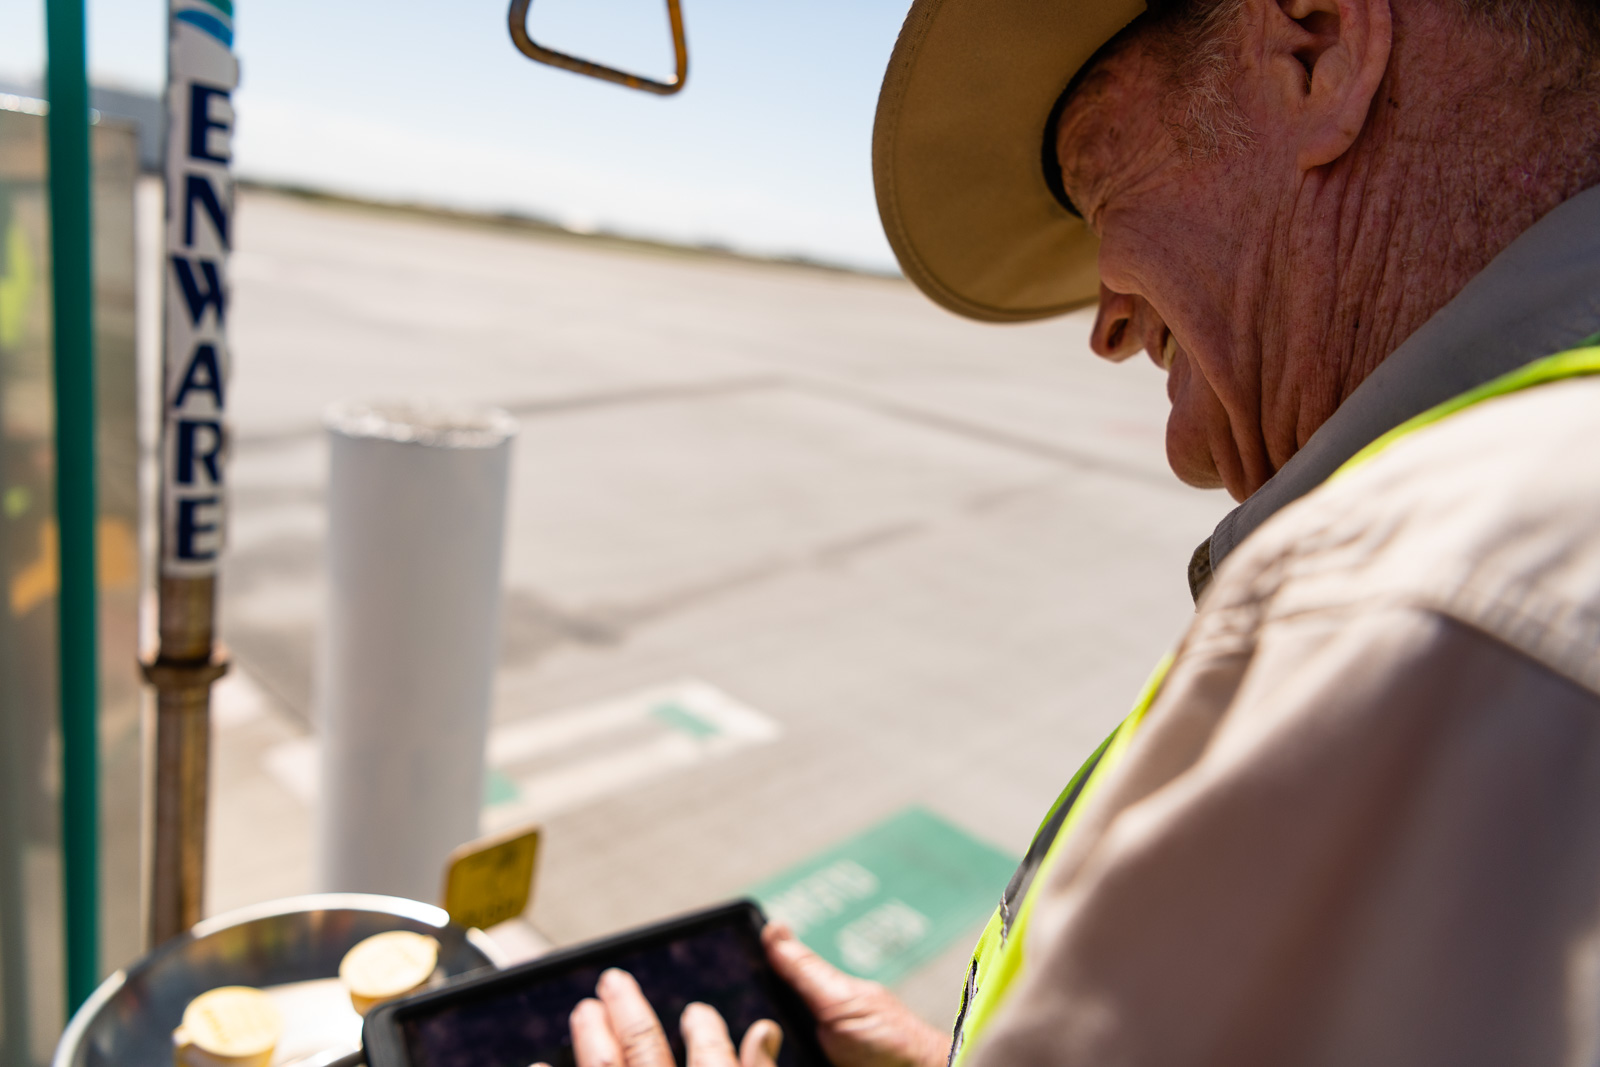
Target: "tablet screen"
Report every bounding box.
[398,915,809,1067]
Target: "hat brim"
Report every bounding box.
[873,0,1146,323]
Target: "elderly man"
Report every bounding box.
[560,0,1600,1063]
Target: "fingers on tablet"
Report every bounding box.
[739,1018,783,1067]
[681,1003,738,1067]
[597,970,675,1067]
[571,998,623,1067]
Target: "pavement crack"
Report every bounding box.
[812,520,924,566]
[590,519,931,631]
[498,376,783,420]
[594,558,795,631]
[501,587,623,667]
[784,377,1180,490]
[232,376,785,450]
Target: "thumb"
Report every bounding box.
[763,922,860,1011]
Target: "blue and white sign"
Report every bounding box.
[162,0,236,575]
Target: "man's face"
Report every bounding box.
[1056,33,1300,501]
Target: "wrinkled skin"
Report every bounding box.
[1061,0,1600,499]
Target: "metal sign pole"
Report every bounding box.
[145,0,237,945]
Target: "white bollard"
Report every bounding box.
[316,404,517,902]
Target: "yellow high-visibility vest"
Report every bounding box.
[947,343,1600,1067]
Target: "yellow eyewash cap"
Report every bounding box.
[172,986,282,1067]
[340,930,441,1016]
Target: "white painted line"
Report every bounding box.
[485,679,778,764]
[761,859,880,935]
[262,679,781,823]
[264,737,320,805]
[484,733,702,831]
[211,667,271,729]
[487,696,653,766]
[486,679,781,828]
[482,915,553,966]
[837,899,932,975]
[674,680,782,744]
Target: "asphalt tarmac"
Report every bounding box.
[190,187,1231,1025]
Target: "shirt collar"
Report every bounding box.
[1192,182,1600,602]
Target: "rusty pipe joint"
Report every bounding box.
[142,645,229,946]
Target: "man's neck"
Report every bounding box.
[1207,176,1600,593]
[1288,5,1600,450]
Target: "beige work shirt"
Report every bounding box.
[970,374,1600,1065]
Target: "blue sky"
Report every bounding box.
[1,0,915,269]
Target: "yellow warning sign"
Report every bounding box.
[441,822,541,931]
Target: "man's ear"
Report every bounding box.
[1262,0,1392,169]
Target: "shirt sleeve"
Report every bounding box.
[967,605,1600,1067]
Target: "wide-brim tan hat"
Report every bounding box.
[874,0,1146,322]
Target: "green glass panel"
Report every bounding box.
[0,104,142,1062]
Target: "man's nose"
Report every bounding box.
[1090,284,1141,363]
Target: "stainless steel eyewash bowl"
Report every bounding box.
[54,894,501,1067]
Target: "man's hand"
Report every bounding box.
[762,923,950,1067]
[556,968,783,1067]
[551,926,951,1067]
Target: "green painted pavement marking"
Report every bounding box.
[484,767,520,806]
[484,699,726,809]
[653,701,721,739]
[748,807,1018,986]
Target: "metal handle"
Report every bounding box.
[508,0,687,95]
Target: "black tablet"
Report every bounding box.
[363,900,828,1067]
